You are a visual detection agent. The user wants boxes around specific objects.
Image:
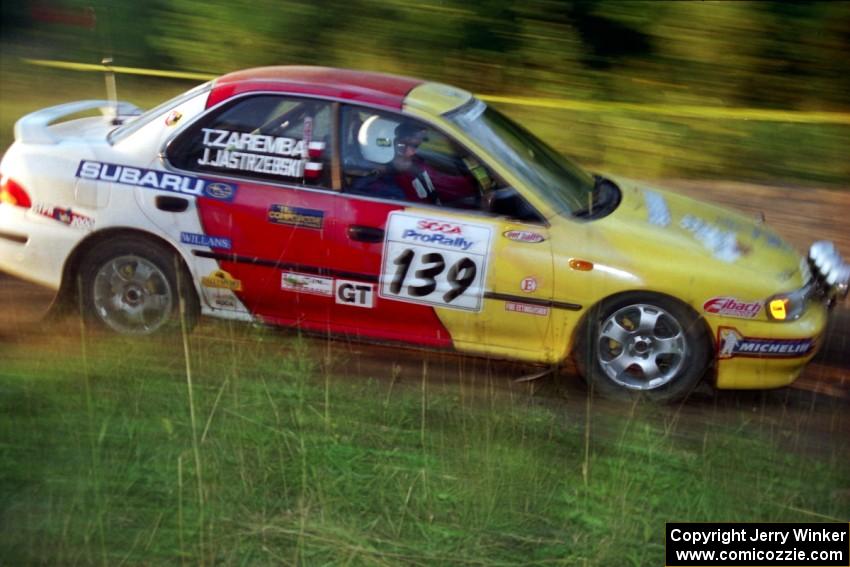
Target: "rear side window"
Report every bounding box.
[340,105,497,210]
[166,95,332,188]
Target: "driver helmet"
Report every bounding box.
[358,115,399,164]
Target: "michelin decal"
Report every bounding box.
[717,327,816,359]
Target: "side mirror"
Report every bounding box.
[483,187,542,223]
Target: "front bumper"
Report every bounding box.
[713,298,828,389]
[712,237,848,391]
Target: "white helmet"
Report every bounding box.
[358,115,399,164]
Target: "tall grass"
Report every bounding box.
[1,321,847,564]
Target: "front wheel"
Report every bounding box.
[575,293,710,402]
[78,236,199,335]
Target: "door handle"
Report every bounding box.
[155,195,189,212]
[347,225,384,243]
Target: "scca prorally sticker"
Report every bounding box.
[33,203,94,230]
[703,296,761,319]
[717,327,815,359]
[281,272,333,297]
[268,205,324,229]
[503,230,545,243]
[180,232,232,250]
[335,280,374,308]
[197,128,325,179]
[76,160,236,201]
[380,212,492,311]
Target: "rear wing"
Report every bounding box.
[14,100,143,144]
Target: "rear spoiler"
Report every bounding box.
[14,100,143,144]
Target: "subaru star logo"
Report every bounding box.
[206,182,235,200]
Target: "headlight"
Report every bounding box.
[766,285,811,321]
[808,240,850,300]
[826,264,850,299]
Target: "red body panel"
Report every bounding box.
[326,196,454,347]
[196,66,451,347]
[198,184,339,325]
[208,66,422,110]
[197,183,453,348]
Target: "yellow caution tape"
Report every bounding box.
[24,58,850,125]
[478,94,850,125]
[23,58,217,81]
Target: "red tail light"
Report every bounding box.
[0,176,32,209]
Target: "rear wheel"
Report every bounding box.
[78,236,199,335]
[575,293,710,402]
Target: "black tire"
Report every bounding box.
[77,235,199,335]
[574,292,710,402]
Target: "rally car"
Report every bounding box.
[1,66,847,400]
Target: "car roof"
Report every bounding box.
[207,66,424,110]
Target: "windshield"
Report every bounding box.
[107,81,212,144]
[448,99,595,215]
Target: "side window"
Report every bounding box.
[340,106,500,211]
[167,95,332,188]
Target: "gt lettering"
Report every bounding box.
[335,280,374,308]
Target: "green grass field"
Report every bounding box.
[1,321,847,565]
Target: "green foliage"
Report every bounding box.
[7,0,850,107]
[1,1,849,186]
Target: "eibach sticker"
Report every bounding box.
[703,296,761,319]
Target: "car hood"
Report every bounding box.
[591,180,807,291]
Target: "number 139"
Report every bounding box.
[389,248,477,304]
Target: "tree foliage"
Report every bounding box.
[7,0,849,109]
